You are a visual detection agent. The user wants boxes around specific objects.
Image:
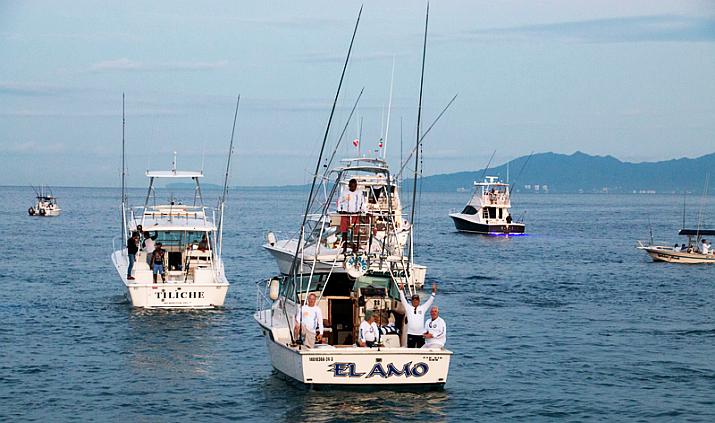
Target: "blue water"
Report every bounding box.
[1,186,714,422]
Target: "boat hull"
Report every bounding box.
[449,214,525,234]
[255,313,451,387]
[112,250,228,308]
[637,246,715,264]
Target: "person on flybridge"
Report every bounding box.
[337,178,367,254]
[398,283,437,348]
[294,293,324,348]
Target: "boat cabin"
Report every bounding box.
[282,273,405,348]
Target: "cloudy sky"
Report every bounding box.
[1,1,714,187]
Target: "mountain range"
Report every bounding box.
[402,151,715,194]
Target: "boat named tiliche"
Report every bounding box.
[110,170,230,308]
[449,176,525,235]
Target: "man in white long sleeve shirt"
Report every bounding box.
[358,311,379,347]
[337,179,367,254]
[398,282,436,348]
[294,293,324,348]
[423,306,446,349]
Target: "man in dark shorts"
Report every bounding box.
[151,242,166,284]
[336,178,366,254]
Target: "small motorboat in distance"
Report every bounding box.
[449,176,524,235]
[28,185,60,216]
[637,229,715,263]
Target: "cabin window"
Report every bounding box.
[488,208,497,219]
[462,205,478,215]
[498,208,503,219]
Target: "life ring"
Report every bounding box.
[39,208,46,216]
[28,207,35,215]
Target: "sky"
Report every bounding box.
[1,0,714,187]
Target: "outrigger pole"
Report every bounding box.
[409,3,429,266]
[509,151,533,194]
[122,93,127,243]
[286,7,362,347]
[396,93,457,179]
[217,95,240,259]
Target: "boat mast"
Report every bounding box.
[218,95,240,260]
[410,3,429,244]
[122,93,127,242]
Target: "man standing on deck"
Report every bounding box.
[398,282,436,348]
[337,178,366,254]
[702,239,711,255]
[151,242,166,284]
[423,306,447,349]
[294,293,323,348]
[358,311,379,348]
[126,233,139,280]
[143,232,156,266]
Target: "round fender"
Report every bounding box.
[39,208,46,216]
[28,208,35,215]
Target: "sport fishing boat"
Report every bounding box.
[449,176,525,235]
[264,157,426,287]
[110,96,238,308]
[28,185,60,216]
[637,230,715,264]
[255,6,451,388]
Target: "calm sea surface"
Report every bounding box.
[1,186,714,422]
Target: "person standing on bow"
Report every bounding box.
[337,178,366,254]
[398,282,436,348]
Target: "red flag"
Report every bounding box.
[353,138,359,147]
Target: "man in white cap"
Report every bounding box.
[358,310,379,347]
[398,282,436,348]
[423,306,447,349]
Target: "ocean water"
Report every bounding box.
[1,185,714,422]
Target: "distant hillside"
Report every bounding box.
[402,151,715,194]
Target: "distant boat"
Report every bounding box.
[28,185,60,216]
[449,176,525,235]
[637,229,715,263]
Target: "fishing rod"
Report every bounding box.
[396,93,457,179]
[646,211,654,246]
[408,2,429,268]
[30,185,39,197]
[509,151,533,194]
[286,6,362,346]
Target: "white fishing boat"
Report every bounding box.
[264,157,426,287]
[449,176,525,234]
[637,230,715,263]
[28,186,60,216]
[110,95,238,308]
[255,6,451,389]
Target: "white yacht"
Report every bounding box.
[264,158,426,287]
[28,186,60,216]
[256,7,450,388]
[637,229,715,264]
[110,96,236,308]
[111,170,230,308]
[449,176,525,235]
